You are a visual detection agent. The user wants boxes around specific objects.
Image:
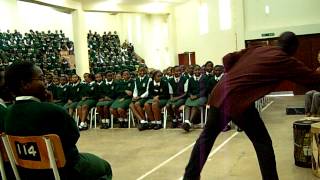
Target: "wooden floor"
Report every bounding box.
[77,95,320,180]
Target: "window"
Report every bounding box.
[219,0,231,31]
[199,2,209,35]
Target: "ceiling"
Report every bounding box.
[74,0,189,6]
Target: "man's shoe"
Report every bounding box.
[154,124,162,130]
[182,123,191,132]
[123,122,128,128]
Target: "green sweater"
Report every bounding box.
[4,99,80,168]
[115,79,135,99]
[0,104,7,132]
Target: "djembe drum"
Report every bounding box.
[311,122,320,177]
[293,120,319,168]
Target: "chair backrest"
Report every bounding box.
[2,134,66,180]
[0,133,9,180]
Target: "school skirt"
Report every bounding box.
[96,100,114,107]
[145,99,168,108]
[185,97,207,107]
[111,98,132,109]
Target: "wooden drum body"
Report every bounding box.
[311,122,320,177]
[293,120,319,168]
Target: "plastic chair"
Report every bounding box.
[2,134,66,180]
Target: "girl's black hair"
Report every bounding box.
[204,61,213,67]
[5,61,35,95]
[152,70,162,79]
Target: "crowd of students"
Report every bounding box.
[43,62,225,132]
[0,29,74,75]
[87,31,141,74]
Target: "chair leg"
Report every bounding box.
[111,114,114,129]
[200,107,204,128]
[94,108,97,128]
[163,107,167,129]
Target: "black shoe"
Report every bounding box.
[79,125,88,131]
[100,123,106,129]
[138,123,148,131]
[171,122,178,128]
[119,121,124,128]
[123,122,128,128]
[182,123,191,132]
[149,123,156,129]
[154,124,162,130]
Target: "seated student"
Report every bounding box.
[96,71,116,129]
[4,61,112,180]
[181,64,209,132]
[110,70,134,128]
[53,75,70,106]
[129,66,152,131]
[144,70,170,130]
[183,65,194,79]
[305,90,320,116]
[77,73,97,131]
[0,68,7,131]
[64,74,82,116]
[166,66,188,128]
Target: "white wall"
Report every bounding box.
[85,12,172,70]
[244,0,320,40]
[173,0,239,66]
[0,1,73,39]
[0,0,18,31]
[16,1,73,40]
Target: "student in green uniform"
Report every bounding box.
[182,65,209,132]
[0,68,7,131]
[4,61,112,180]
[144,70,170,130]
[110,70,134,128]
[77,73,97,130]
[183,65,194,79]
[53,75,70,106]
[96,71,116,129]
[166,66,188,128]
[129,66,152,131]
[64,74,82,116]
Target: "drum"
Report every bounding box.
[293,120,319,168]
[311,122,320,177]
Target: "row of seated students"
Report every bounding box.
[46,61,224,132]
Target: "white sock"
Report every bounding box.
[185,120,191,125]
[140,120,147,124]
[80,122,85,126]
[106,119,110,124]
[124,118,128,122]
[119,118,124,122]
[173,119,177,122]
[156,121,161,125]
[151,121,156,124]
[101,119,106,123]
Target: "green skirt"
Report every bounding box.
[96,100,114,107]
[64,102,78,110]
[185,97,207,107]
[111,98,132,109]
[166,98,186,107]
[77,99,97,109]
[132,98,148,107]
[145,99,168,108]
